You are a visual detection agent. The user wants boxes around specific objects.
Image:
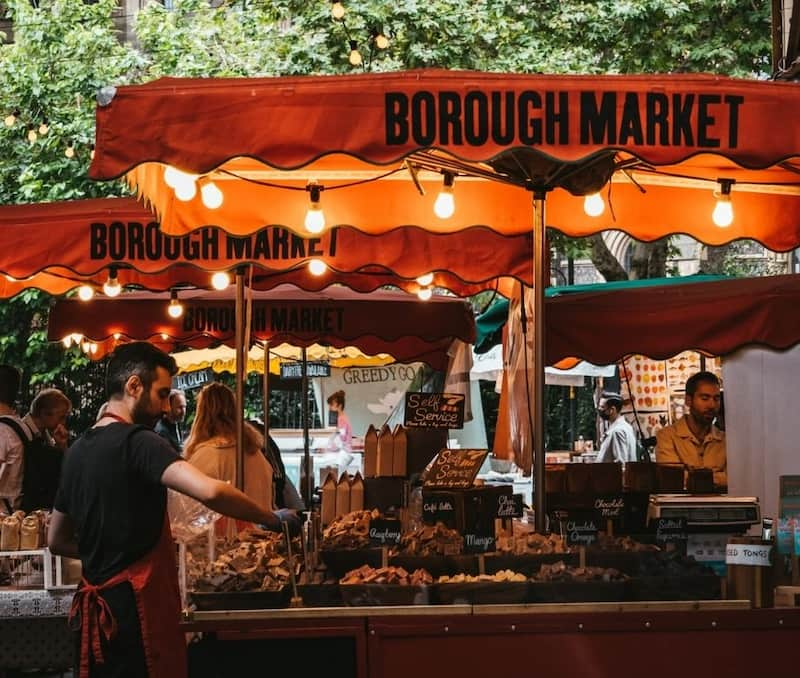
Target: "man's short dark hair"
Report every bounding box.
[106,342,177,399]
[169,389,185,404]
[0,364,21,407]
[601,392,623,411]
[685,371,720,396]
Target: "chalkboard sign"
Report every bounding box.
[280,360,331,379]
[369,518,402,547]
[404,392,466,429]
[564,516,599,547]
[173,367,214,392]
[422,492,457,527]
[655,517,688,546]
[594,496,625,519]
[422,449,488,489]
[497,493,524,518]
[463,531,496,554]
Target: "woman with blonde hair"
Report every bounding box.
[184,382,274,512]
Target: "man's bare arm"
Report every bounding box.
[161,460,280,529]
[47,510,80,559]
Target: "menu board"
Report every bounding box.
[620,355,669,412]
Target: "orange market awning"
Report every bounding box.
[47,285,476,371]
[0,197,529,298]
[89,70,800,249]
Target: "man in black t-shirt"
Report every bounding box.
[48,342,301,677]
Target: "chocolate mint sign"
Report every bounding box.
[404,392,465,429]
[594,496,625,520]
[369,519,402,547]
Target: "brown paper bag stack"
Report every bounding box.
[376,424,394,477]
[392,425,407,477]
[322,472,367,525]
[335,474,351,519]
[321,473,338,526]
[350,473,364,512]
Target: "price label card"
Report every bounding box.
[594,496,625,520]
[463,531,496,554]
[369,519,402,547]
[725,543,773,567]
[564,515,599,547]
[496,494,524,518]
[655,517,688,546]
[422,492,457,528]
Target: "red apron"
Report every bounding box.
[69,515,187,678]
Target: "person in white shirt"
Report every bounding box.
[0,364,32,512]
[595,392,638,464]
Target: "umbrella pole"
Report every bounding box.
[262,341,270,442]
[301,346,311,506]
[235,268,245,491]
[533,190,547,533]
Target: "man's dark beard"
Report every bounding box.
[132,393,159,428]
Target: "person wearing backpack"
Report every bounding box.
[0,364,29,513]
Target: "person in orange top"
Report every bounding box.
[655,371,726,490]
[184,382,274,512]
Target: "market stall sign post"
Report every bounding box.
[422,449,488,489]
[172,367,215,391]
[280,360,331,379]
[404,392,465,429]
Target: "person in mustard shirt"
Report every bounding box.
[656,371,726,490]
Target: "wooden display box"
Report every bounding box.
[363,477,407,513]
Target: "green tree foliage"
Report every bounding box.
[0,0,773,434]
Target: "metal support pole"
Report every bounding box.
[533,190,547,533]
[262,341,270,443]
[235,269,245,491]
[301,347,311,505]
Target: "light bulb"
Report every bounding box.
[90,146,95,160]
[375,33,390,50]
[90,343,98,355]
[583,192,605,217]
[78,285,94,301]
[3,113,15,127]
[71,333,83,344]
[331,1,345,19]
[308,259,327,276]
[168,291,184,318]
[201,181,224,209]
[38,122,49,135]
[64,145,75,159]
[174,176,197,201]
[62,336,72,348]
[5,274,16,282]
[113,333,121,340]
[27,128,38,143]
[161,333,169,341]
[417,287,433,301]
[416,273,434,286]
[349,49,362,66]
[211,272,230,290]
[81,341,91,354]
[712,195,734,227]
[434,173,456,219]
[103,271,121,297]
[304,184,326,234]
[164,166,182,188]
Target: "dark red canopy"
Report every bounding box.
[47,285,476,370]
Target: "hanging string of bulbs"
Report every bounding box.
[3,106,95,159]
[330,1,392,69]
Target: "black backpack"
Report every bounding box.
[0,416,64,513]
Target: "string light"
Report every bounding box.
[211,271,230,290]
[90,343,98,355]
[712,179,735,228]
[164,166,198,201]
[348,40,362,66]
[417,287,433,301]
[160,333,169,341]
[308,259,327,276]
[26,127,38,143]
[38,120,49,135]
[102,267,121,297]
[331,1,345,20]
[77,285,94,301]
[90,145,95,160]
[583,192,605,217]
[3,110,18,127]
[113,333,121,340]
[64,142,75,159]
[304,184,326,234]
[71,333,83,344]
[416,273,434,286]
[168,290,184,318]
[201,180,224,209]
[375,32,390,50]
[434,172,456,219]
[62,336,72,348]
